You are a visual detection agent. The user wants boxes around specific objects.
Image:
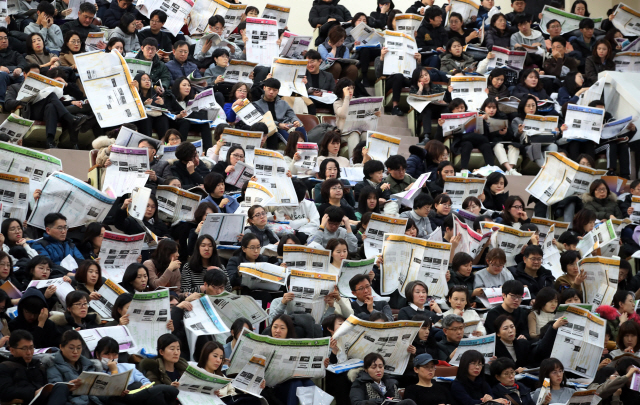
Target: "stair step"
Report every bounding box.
[375,126,413,137]
[378,114,409,127]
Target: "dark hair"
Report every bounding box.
[571,0,590,16]
[369,311,388,322]
[188,235,221,272]
[79,2,96,14]
[517,95,538,119]
[271,314,296,338]
[284,131,304,159]
[532,287,559,313]
[414,193,434,210]
[203,172,226,196]
[319,130,342,157]
[523,244,543,258]
[385,155,407,171]
[349,273,370,291]
[562,71,584,97]
[203,269,228,290]
[292,178,307,204]
[589,179,610,198]
[94,337,119,358]
[512,13,532,27]
[120,263,149,293]
[447,285,471,309]
[579,17,594,29]
[157,333,180,354]
[434,193,452,208]
[44,213,66,229]
[111,293,133,321]
[60,330,83,348]
[502,279,524,296]
[411,67,433,89]
[175,141,197,161]
[449,11,464,24]
[327,25,346,44]
[405,280,429,304]
[538,358,567,387]
[480,98,499,114]
[212,47,230,62]
[26,33,49,56]
[519,69,543,91]
[490,357,517,379]
[364,352,385,369]
[452,252,473,273]
[456,350,486,384]
[162,129,182,144]
[117,13,136,34]
[435,161,454,185]
[425,140,449,163]
[37,0,55,15]
[335,78,354,100]
[208,15,225,27]
[65,291,89,313]
[617,321,640,352]
[449,98,468,112]
[462,196,481,211]
[19,290,47,316]
[546,18,561,29]
[560,250,581,273]
[0,289,11,323]
[615,357,640,376]
[249,122,269,135]
[247,205,267,222]
[551,36,567,48]
[9,330,34,348]
[1,218,23,248]
[197,341,226,374]
[613,289,635,311]
[229,82,251,102]
[557,231,579,247]
[229,317,252,340]
[27,255,53,277]
[193,202,218,225]
[357,186,380,215]
[225,145,245,165]
[318,158,341,180]
[603,29,622,55]
[352,141,367,165]
[245,6,258,15]
[150,9,168,22]
[81,222,105,251]
[321,178,342,202]
[444,38,464,55]
[493,314,516,334]
[572,209,596,235]
[501,195,526,225]
[490,13,508,34]
[61,30,85,54]
[321,313,347,337]
[276,233,301,257]
[425,5,443,21]
[75,260,103,289]
[151,239,179,278]
[559,288,580,304]
[171,77,194,102]
[306,49,322,60]
[172,40,188,51]
[325,206,345,223]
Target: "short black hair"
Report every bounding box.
[615,357,640,376]
[546,18,561,29]
[425,5,443,21]
[325,205,344,223]
[621,259,632,273]
[512,13,532,27]
[94,337,119,356]
[208,15,225,27]
[630,179,640,189]
[443,213,454,231]
[511,0,525,3]
[560,250,581,273]
[172,40,189,50]
[212,47,230,60]
[150,9,167,23]
[523,244,543,257]
[175,142,196,161]
[579,18,594,29]
[349,273,370,291]
[9,330,33,348]
[44,213,66,229]
[141,37,159,49]
[249,122,269,135]
[203,269,228,288]
[363,160,385,179]
[306,49,322,60]
[79,2,96,14]
[551,36,566,47]
[490,357,517,379]
[292,178,307,202]
[502,280,524,296]
[452,252,473,272]
[37,1,55,16]
[385,155,407,171]
[414,193,434,210]
[557,231,579,246]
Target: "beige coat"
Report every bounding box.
[143,259,182,292]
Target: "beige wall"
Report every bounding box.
[259,0,634,38]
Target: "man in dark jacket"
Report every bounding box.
[569,18,596,68]
[305,49,336,114]
[0,27,27,109]
[102,0,144,29]
[308,0,352,28]
[437,314,464,361]
[416,6,448,68]
[484,280,530,339]
[369,0,394,29]
[508,245,555,299]
[135,38,172,91]
[169,142,208,189]
[8,288,62,348]
[165,41,202,84]
[137,10,174,54]
[349,274,393,321]
[253,78,307,147]
[61,2,105,44]
[542,36,580,79]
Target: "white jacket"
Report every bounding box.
[3,243,39,264]
[274,199,320,235]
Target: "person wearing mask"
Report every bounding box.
[253,78,307,147]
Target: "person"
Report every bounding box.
[447,12,481,45]
[224,318,252,358]
[505,0,526,24]
[442,285,486,336]
[274,179,319,238]
[244,205,279,246]
[8,287,61,348]
[311,206,358,251]
[104,293,132,327]
[204,48,234,99]
[59,30,86,68]
[557,71,590,106]
[140,334,188,385]
[510,14,544,60]
[56,291,98,333]
[404,352,453,404]
[531,358,576,404]
[543,36,579,80]
[165,40,202,83]
[486,68,511,100]
[317,25,358,82]
[416,6,448,68]
[512,95,559,167]
[117,195,170,238]
[94,336,179,405]
[105,37,125,53]
[131,73,170,138]
[349,352,417,405]
[0,254,19,306]
[181,236,224,294]
[508,245,555,299]
[222,83,252,129]
[585,39,615,85]
[120,263,150,294]
[145,239,181,292]
[481,98,522,175]
[252,78,307,146]
[610,321,640,357]
[596,289,640,341]
[485,280,530,338]
[211,145,247,193]
[613,357,640,405]
[0,330,79,405]
[28,213,84,267]
[526,287,559,339]
[409,67,448,140]
[225,234,280,291]
[474,248,514,289]
[485,13,512,51]
[168,141,210,189]
[25,2,64,53]
[2,218,39,265]
[511,69,550,101]
[102,0,143,29]
[349,273,392,321]
[77,222,104,261]
[305,49,336,114]
[435,314,464,360]
[137,10,174,54]
[72,259,105,298]
[318,178,357,220]
[494,195,529,228]
[60,3,104,44]
[193,16,242,63]
[560,288,581,304]
[490,357,534,405]
[494,315,533,370]
[582,179,623,220]
[333,78,376,152]
[569,18,596,68]
[308,0,352,29]
[443,98,495,170]
[451,350,508,405]
[108,13,140,53]
[398,280,442,322]
[384,155,416,195]
[447,251,479,296]
[554,250,586,293]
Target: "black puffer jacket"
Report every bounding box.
[0,356,47,403]
[308,0,352,28]
[349,369,402,405]
[508,261,555,299]
[369,0,395,29]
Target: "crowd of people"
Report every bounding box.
[2,0,640,404]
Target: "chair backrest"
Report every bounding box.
[296,114,320,133]
[90,149,99,167]
[321,115,337,126]
[435,365,458,377]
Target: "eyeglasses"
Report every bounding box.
[550,370,564,376]
[501,371,516,377]
[53,226,69,231]
[469,361,484,367]
[150,19,163,24]
[66,346,83,353]
[147,204,157,209]
[236,89,248,93]
[330,186,343,191]
[526,257,543,263]
[0,36,8,41]
[69,40,82,45]
[8,227,21,232]
[507,293,523,301]
[354,285,372,292]
[511,205,524,210]
[231,154,245,159]
[246,245,261,251]
[252,212,267,218]
[14,345,35,352]
[37,267,51,273]
[72,302,89,308]
[447,326,464,332]
[421,364,437,371]
[439,204,452,208]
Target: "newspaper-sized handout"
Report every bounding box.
[576,230,600,258]
[526,152,607,205]
[366,131,401,162]
[0,172,29,222]
[16,72,64,104]
[332,315,421,374]
[481,222,534,267]
[288,269,337,322]
[101,146,149,197]
[613,52,640,73]
[136,0,193,36]
[395,14,423,37]
[450,333,496,366]
[178,365,231,405]
[114,126,161,149]
[341,97,383,134]
[447,0,480,25]
[0,114,34,143]
[531,217,570,241]
[383,30,417,78]
[28,172,115,230]
[399,240,451,300]
[245,17,279,66]
[219,128,263,165]
[232,98,264,126]
[283,245,331,273]
[612,3,640,36]
[159,140,202,162]
[224,60,258,84]
[85,31,105,51]
[208,291,268,326]
[578,77,606,107]
[392,172,430,208]
[455,208,479,227]
[522,114,559,139]
[611,218,633,240]
[79,325,137,354]
[279,32,312,59]
[0,141,62,193]
[155,185,201,224]
[232,355,266,397]
[128,186,151,221]
[380,233,427,294]
[89,278,126,320]
[406,92,446,113]
[28,278,74,308]
[225,160,254,189]
[477,287,532,307]
[453,216,493,258]
[183,294,230,338]
[450,76,487,111]
[443,177,485,208]
[364,214,408,258]
[66,0,95,20]
[199,213,245,243]
[73,370,131,396]
[126,289,171,355]
[271,58,308,97]
[566,390,602,405]
[253,148,298,206]
[188,0,245,35]
[486,46,526,70]
[630,196,640,222]
[541,225,563,278]
[601,116,634,141]
[74,50,147,127]
[184,89,224,124]
[98,232,145,282]
[349,22,384,47]
[236,181,275,216]
[550,305,606,379]
[563,104,605,142]
[294,142,318,170]
[238,262,288,291]
[580,256,619,307]
[539,6,602,35]
[337,258,376,298]
[227,328,329,385]
[261,3,289,30]
[440,112,478,137]
[124,58,152,77]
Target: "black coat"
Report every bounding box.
[60,19,102,41]
[102,0,144,28]
[226,252,277,287]
[113,207,171,238]
[492,381,534,405]
[308,0,352,28]
[483,190,510,212]
[137,28,174,52]
[494,337,532,368]
[350,370,401,405]
[369,0,395,29]
[169,160,208,190]
[0,357,47,403]
[508,262,555,299]
[8,288,62,348]
[0,47,27,71]
[417,21,449,51]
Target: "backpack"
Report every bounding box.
[307,123,338,144]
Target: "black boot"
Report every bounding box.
[68,114,89,133]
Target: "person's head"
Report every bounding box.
[480,98,500,117]
[202,173,226,201]
[164,176,181,188]
[26,32,47,55]
[550,36,567,59]
[44,213,68,242]
[207,15,225,35]
[326,24,347,48]
[121,263,149,293]
[576,152,594,168]
[425,6,443,27]
[190,234,221,270]
[9,330,35,363]
[171,40,190,63]
[59,331,85,365]
[0,27,8,50]
[351,12,368,26]
[150,239,179,279]
[276,233,301,258]
[105,36,125,54]
[229,317,252,342]
[363,159,385,185]
[532,287,559,314]
[456,349,485,381]
[546,19,563,37]
[520,69,542,90]
[572,209,597,235]
[247,205,268,228]
[157,333,181,364]
[487,69,506,92]
[414,193,434,217]
[200,268,226,296]
[27,255,53,281]
[617,321,640,352]
[405,280,429,307]
[560,288,581,304]
[405,218,418,237]
[335,77,355,99]
[484,248,506,276]
[197,341,226,374]
[262,78,281,101]
[305,49,322,74]
[224,145,245,168]
[449,98,467,113]
[522,245,544,271]
[358,186,379,215]
[2,218,24,246]
[65,290,90,321]
[510,0,526,12]
[590,179,610,200]
[556,231,578,251]
[138,38,158,62]
[560,250,581,279]
[579,17,595,39]
[452,252,473,277]
[118,13,136,35]
[111,293,132,322]
[321,178,343,203]
[442,313,464,343]
[75,259,102,289]
[433,193,452,216]
[502,195,526,223]
[349,273,372,302]
[563,71,585,96]
[149,9,167,32]
[193,202,218,227]
[0,252,11,282]
[171,77,193,101]
[411,67,432,89]
[271,314,296,338]
[319,130,342,158]
[490,13,508,32]
[484,173,507,196]
[240,234,262,261]
[502,280,525,310]
[78,2,97,27]
[162,129,182,146]
[614,290,636,314]
[321,314,346,337]
[619,259,632,283]
[448,12,464,32]
[436,161,455,183]
[361,352,386,382]
[494,314,517,343]
[425,140,449,165]
[212,47,230,68]
[539,358,566,388]
[245,5,259,17]
[615,357,640,377]
[94,336,120,368]
[412,313,432,342]
[324,206,345,234]
[491,357,518,387]
[229,82,250,104]
[369,311,388,322]
[513,13,532,34]
[445,38,464,57]
[36,1,55,21]
[447,285,471,311]
[629,179,640,197]
[571,0,589,16]
[385,154,410,180]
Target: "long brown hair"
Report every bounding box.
[197,341,226,375]
[284,131,305,159]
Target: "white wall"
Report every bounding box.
[259,0,625,38]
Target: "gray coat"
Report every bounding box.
[24,23,64,52]
[253,97,300,125]
[399,209,433,238]
[305,69,336,92]
[204,64,225,86]
[43,351,103,405]
[108,27,140,53]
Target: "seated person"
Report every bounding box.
[167,140,210,189]
[349,353,417,405]
[60,3,104,45]
[384,155,416,194]
[400,193,434,238]
[416,6,449,68]
[409,67,448,141]
[317,178,357,221]
[511,69,550,101]
[509,245,555,299]
[116,195,170,238]
[490,357,534,405]
[305,49,336,115]
[544,19,575,53]
[485,13,512,51]
[137,10,174,54]
[349,273,393,321]
[8,288,62,348]
[202,172,239,213]
[140,334,189,385]
[29,213,84,266]
[25,2,64,53]
[510,14,544,65]
[317,25,358,82]
[244,205,279,247]
[484,280,530,338]
[585,39,615,86]
[442,286,486,336]
[135,38,171,94]
[204,48,234,99]
[404,353,452,405]
[194,16,243,65]
[437,314,465,360]
[398,280,442,322]
[553,250,585,292]
[108,13,140,53]
[531,359,576,404]
[474,248,514,289]
[57,291,99,332]
[273,178,320,238]
[451,350,509,405]
[543,36,579,79]
[311,206,358,252]
[165,40,203,84]
[569,18,596,68]
[102,0,143,29]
